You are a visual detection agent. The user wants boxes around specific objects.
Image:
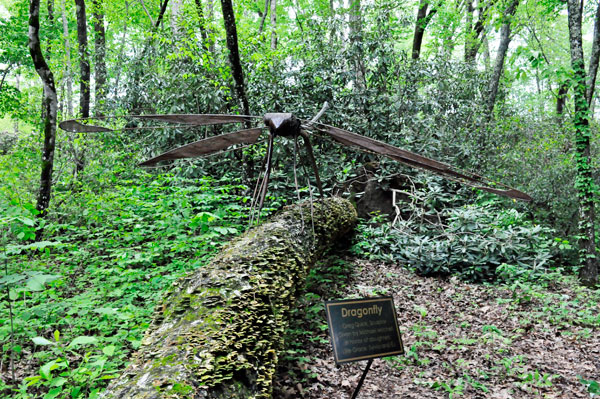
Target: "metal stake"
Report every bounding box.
[350,359,373,399]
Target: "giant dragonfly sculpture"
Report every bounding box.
[60,104,532,220]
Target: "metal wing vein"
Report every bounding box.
[59,114,258,133]
[139,127,265,166]
[315,124,532,202]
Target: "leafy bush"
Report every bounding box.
[352,194,559,283]
[0,131,18,154]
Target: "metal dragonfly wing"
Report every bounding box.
[59,112,533,203]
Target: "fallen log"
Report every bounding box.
[101,197,357,399]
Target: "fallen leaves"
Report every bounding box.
[274,257,600,398]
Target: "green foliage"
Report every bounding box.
[579,376,600,395]
[352,190,559,283]
[0,172,250,398]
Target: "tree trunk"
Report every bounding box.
[566,0,599,287]
[586,0,600,106]
[412,0,438,60]
[206,0,215,53]
[14,73,20,133]
[61,0,73,117]
[46,0,55,55]
[349,0,366,91]
[29,0,59,219]
[270,0,277,49]
[75,0,90,118]
[169,0,183,36]
[155,0,170,29]
[485,0,519,118]
[482,35,491,70]
[220,0,250,117]
[556,82,568,116]
[258,0,269,34]
[194,0,209,49]
[100,198,357,398]
[92,0,106,114]
[464,0,490,63]
[328,0,336,45]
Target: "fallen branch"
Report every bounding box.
[101,197,357,398]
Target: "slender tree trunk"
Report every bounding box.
[412,0,438,60]
[485,0,519,118]
[258,0,269,34]
[46,0,55,54]
[464,0,473,60]
[349,0,366,91]
[0,65,12,97]
[206,0,215,52]
[464,0,489,63]
[566,0,599,287]
[482,34,491,70]
[92,0,106,114]
[219,0,252,180]
[29,0,59,220]
[61,0,73,117]
[169,0,183,36]
[75,0,90,118]
[139,0,155,25]
[194,0,209,48]
[328,0,339,46]
[112,2,128,99]
[586,0,600,106]
[557,83,568,116]
[14,72,20,133]
[155,0,169,29]
[219,0,250,117]
[270,0,277,49]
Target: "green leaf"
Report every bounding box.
[44,388,64,399]
[17,216,35,226]
[25,273,62,291]
[32,336,56,346]
[44,387,63,399]
[50,377,68,387]
[40,360,66,380]
[0,273,26,286]
[67,336,98,348]
[71,386,82,399]
[213,226,229,235]
[102,345,116,356]
[54,330,60,343]
[93,307,118,315]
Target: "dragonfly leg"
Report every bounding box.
[299,131,324,197]
[256,133,275,218]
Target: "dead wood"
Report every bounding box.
[100,197,357,398]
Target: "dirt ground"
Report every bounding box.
[274,258,600,398]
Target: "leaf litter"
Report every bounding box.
[274,258,600,398]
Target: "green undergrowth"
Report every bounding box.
[277,253,355,387]
[0,172,257,399]
[350,193,572,283]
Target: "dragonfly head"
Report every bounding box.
[263,113,301,137]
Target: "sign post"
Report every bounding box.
[324,296,404,398]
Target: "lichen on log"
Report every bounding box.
[100,197,357,399]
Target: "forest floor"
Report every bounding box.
[274,257,600,399]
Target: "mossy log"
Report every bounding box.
[101,197,357,399]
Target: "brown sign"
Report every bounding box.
[324,296,404,364]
